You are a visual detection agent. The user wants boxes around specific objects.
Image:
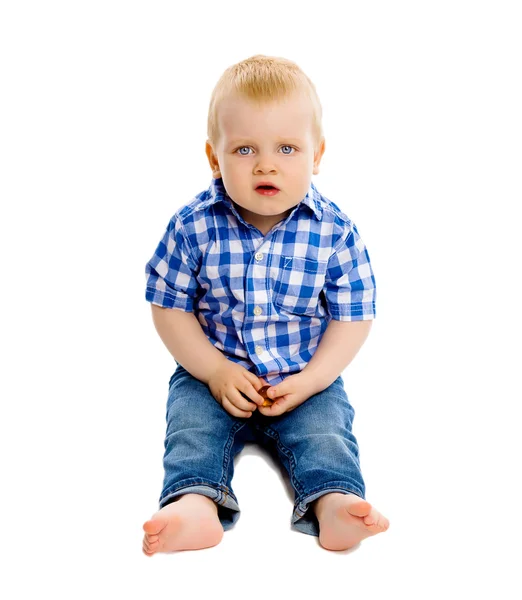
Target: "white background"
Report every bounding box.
[1,1,521,598]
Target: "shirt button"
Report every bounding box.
[253,306,262,316]
[255,345,264,356]
[255,252,264,261]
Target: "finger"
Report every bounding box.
[267,385,284,399]
[269,374,298,397]
[232,388,259,411]
[239,381,265,406]
[244,371,267,391]
[269,395,293,414]
[259,402,285,417]
[222,396,253,419]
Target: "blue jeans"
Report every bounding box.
[158,364,366,537]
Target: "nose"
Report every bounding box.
[253,153,278,175]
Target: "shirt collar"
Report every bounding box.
[195,177,323,221]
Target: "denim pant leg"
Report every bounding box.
[258,375,365,537]
[159,364,255,531]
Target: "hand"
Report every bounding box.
[257,371,315,417]
[208,360,268,418]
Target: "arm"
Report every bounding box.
[151,305,266,415]
[151,304,228,385]
[303,220,376,394]
[301,318,373,395]
[260,221,376,416]
[259,318,373,416]
[145,217,264,414]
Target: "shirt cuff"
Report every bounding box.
[327,302,376,321]
[145,287,194,311]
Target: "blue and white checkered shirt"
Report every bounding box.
[145,177,376,385]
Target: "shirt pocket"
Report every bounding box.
[271,255,328,316]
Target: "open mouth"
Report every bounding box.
[255,182,280,195]
[255,185,280,196]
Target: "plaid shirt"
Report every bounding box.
[145,177,376,385]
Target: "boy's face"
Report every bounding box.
[205,91,325,235]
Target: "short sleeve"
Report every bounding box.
[144,216,200,311]
[323,223,376,321]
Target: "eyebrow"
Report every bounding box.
[227,137,304,146]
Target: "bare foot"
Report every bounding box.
[314,492,389,551]
[142,493,224,556]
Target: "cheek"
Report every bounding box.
[291,152,313,168]
[222,157,249,175]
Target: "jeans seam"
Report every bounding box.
[262,427,305,496]
[220,421,247,492]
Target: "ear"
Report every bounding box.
[312,138,326,175]
[205,140,221,178]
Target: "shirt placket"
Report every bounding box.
[242,239,279,377]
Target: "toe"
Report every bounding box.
[363,514,375,526]
[142,531,162,556]
[143,518,166,536]
[365,511,390,533]
[363,507,380,526]
[362,508,377,527]
[143,535,160,553]
[372,510,389,530]
[345,499,372,518]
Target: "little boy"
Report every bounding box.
[142,54,389,555]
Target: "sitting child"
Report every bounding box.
[142,54,389,554]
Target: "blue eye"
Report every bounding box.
[235,145,295,155]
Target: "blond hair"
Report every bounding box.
[207,54,324,149]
